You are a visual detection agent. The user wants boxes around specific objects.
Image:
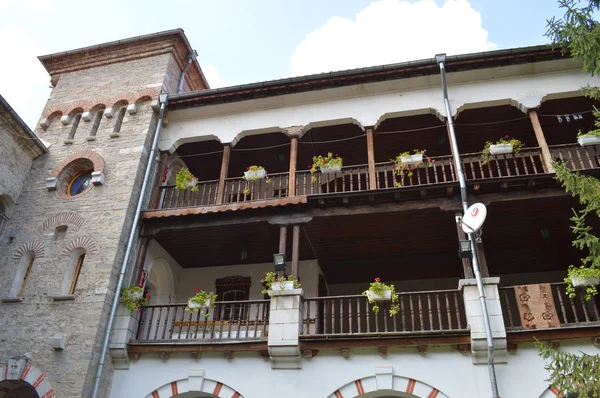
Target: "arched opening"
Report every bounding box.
[146,258,175,304]
[0,195,13,239]
[61,247,86,294]
[0,379,39,398]
[9,251,35,297]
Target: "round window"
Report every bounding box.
[68,172,92,196]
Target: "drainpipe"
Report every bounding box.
[435,54,500,398]
[91,92,168,398]
[178,50,198,94]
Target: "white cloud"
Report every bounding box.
[290,0,497,76]
[201,64,230,89]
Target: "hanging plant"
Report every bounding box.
[391,149,434,187]
[362,278,400,316]
[186,288,218,314]
[175,168,199,192]
[309,153,343,182]
[261,272,301,295]
[241,165,272,195]
[565,266,600,301]
[481,135,524,165]
[120,284,149,312]
[577,129,600,146]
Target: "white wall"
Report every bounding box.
[144,239,183,304]
[111,339,598,398]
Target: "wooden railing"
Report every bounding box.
[374,155,456,189]
[222,172,289,204]
[549,143,600,171]
[154,180,219,210]
[295,164,370,195]
[462,147,546,180]
[499,283,600,330]
[301,289,467,337]
[135,300,270,341]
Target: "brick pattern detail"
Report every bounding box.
[328,375,449,398]
[20,364,31,380]
[32,373,47,388]
[12,241,45,260]
[354,380,365,395]
[213,382,223,396]
[40,212,85,231]
[151,391,159,398]
[428,389,440,398]
[41,390,55,398]
[334,390,344,398]
[145,378,243,398]
[232,393,241,398]
[62,236,97,256]
[406,379,416,394]
[170,381,178,395]
[50,150,105,177]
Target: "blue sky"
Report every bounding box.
[0,0,564,128]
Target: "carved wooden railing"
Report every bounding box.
[295,164,370,195]
[374,155,456,189]
[154,180,220,210]
[135,300,270,342]
[222,172,289,204]
[301,289,467,337]
[549,143,600,171]
[499,283,600,331]
[461,147,546,180]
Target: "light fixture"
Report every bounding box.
[241,250,248,261]
[273,253,287,272]
[458,240,472,259]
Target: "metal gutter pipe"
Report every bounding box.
[435,54,500,398]
[178,50,198,94]
[91,93,168,398]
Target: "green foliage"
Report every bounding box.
[175,168,198,192]
[241,165,271,195]
[391,149,435,187]
[535,339,600,397]
[120,285,149,312]
[260,272,301,295]
[309,152,343,182]
[565,265,600,300]
[481,135,524,164]
[362,278,400,316]
[185,289,217,313]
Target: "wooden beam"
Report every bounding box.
[455,212,474,279]
[529,110,555,173]
[128,341,268,353]
[366,127,377,190]
[506,326,600,343]
[279,225,287,256]
[149,152,168,210]
[216,144,231,204]
[288,137,298,196]
[475,241,490,278]
[291,224,300,276]
[299,334,471,350]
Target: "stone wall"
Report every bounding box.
[0,47,183,397]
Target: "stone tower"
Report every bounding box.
[0,29,206,397]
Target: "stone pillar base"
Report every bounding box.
[267,288,303,369]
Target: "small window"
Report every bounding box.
[0,198,8,239]
[68,172,92,196]
[10,252,35,297]
[68,253,85,294]
[18,257,34,297]
[62,249,86,295]
[53,226,68,241]
[215,276,251,321]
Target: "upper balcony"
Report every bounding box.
[145,96,600,219]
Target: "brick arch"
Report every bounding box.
[145,377,244,398]
[328,374,450,398]
[12,241,44,260]
[62,236,97,256]
[539,386,563,397]
[0,362,55,398]
[50,150,105,177]
[40,213,85,232]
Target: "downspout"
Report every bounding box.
[435,54,500,398]
[91,92,168,398]
[178,50,198,94]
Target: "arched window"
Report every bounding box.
[67,113,82,141]
[110,107,127,138]
[10,252,35,297]
[89,109,104,139]
[0,197,9,239]
[62,248,86,294]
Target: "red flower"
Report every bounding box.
[138,283,143,287]
[375,277,381,282]
[246,167,249,170]
[174,169,179,173]
[323,159,328,162]
[195,287,201,291]
[308,165,312,169]
[136,308,141,312]
[410,167,415,171]
[146,293,150,298]
[427,158,432,163]
[504,135,510,139]
[335,154,339,157]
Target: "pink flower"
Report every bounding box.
[504,135,510,139]
[136,308,141,312]
[195,287,201,291]
[375,277,381,282]
[335,154,339,157]
[146,293,150,298]
[246,167,249,170]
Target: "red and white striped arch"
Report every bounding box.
[329,375,449,398]
[0,363,55,398]
[145,378,243,398]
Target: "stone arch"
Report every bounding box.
[539,386,562,397]
[455,99,528,118]
[146,258,175,304]
[0,362,55,398]
[299,117,365,139]
[39,110,63,131]
[12,241,44,260]
[50,150,105,177]
[230,127,288,147]
[328,374,450,398]
[145,376,244,398]
[40,212,85,232]
[62,236,96,256]
[374,108,445,130]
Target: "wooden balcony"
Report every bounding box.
[147,144,599,212]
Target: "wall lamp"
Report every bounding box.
[458,240,472,259]
[273,253,287,272]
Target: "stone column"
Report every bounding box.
[267,288,304,369]
[458,277,507,364]
[109,304,139,369]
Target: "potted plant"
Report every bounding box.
[565,266,600,301]
[243,165,267,180]
[175,168,199,192]
[577,129,600,146]
[120,284,149,312]
[261,272,301,295]
[186,288,218,313]
[309,153,343,182]
[362,277,399,315]
[392,149,435,187]
[481,135,524,164]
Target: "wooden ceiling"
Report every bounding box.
[537,96,599,146]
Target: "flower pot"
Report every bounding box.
[187,179,198,188]
[577,135,600,147]
[320,164,341,173]
[188,299,211,309]
[489,144,513,155]
[244,169,266,180]
[400,154,423,164]
[367,289,392,301]
[283,281,295,290]
[571,276,600,287]
[125,289,143,299]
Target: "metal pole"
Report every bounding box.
[436,54,500,398]
[91,95,167,398]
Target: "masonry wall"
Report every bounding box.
[0,51,180,397]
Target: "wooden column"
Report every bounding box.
[278,225,288,278]
[455,212,474,279]
[366,127,377,190]
[288,137,298,196]
[291,224,300,277]
[216,145,231,204]
[475,241,490,278]
[529,110,555,173]
[133,237,149,284]
[149,152,168,210]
